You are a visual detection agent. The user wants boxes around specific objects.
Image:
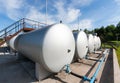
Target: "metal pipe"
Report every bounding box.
[90,54,105,83]
[65,64,71,73]
[83,49,108,83]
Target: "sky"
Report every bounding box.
[0,0,120,30]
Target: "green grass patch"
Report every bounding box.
[102,43,112,48]
[116,46,120,66]
[0,38,3,42]
[102,41,120,66]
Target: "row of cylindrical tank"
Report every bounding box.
[8,23,101,73]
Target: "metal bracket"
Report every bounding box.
[65,64,71,73]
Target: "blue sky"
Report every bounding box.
[0,0,120,30]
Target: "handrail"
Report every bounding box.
[0,18,47,37]
[0,18,23,33]
[24,18,47,25]
[0,23,22,38]
[0,18,47,32]
[0,18,47,46]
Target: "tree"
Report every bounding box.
[104,25,116,41]
[98,26,105,36]
[105,25,115,32]
[84,29,90,34]
[82,21,120,41]
[115,22,120,41]
[72,30,79,32]
[116,22,120,35]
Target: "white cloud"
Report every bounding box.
[66,8,81,23]
[70,0,93,7]
[0,0,25,20]
[0,0,93,29]
[79,19,92,29]
[26,7,55,24]
[0,0,81,24]
[25,0,81,25]
[71,19,93,30]
[0,0,23,9]
[54,1,81,23]
[115,0,120,5]
[54,1,66,21]
[107,16,120,23]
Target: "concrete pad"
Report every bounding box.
[99,49,114,83]
[0,49,116,83]
[113,49,120,83]
[0,54,37,83]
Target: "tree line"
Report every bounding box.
[83,22,120,42]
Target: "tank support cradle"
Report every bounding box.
[65,64,71,73]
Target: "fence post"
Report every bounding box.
[23,18,26,28]
[4,29,7,41]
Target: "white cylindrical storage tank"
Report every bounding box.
[88,34,94,53]
[14,24,75,73]
[97,36,101,49]
[96,37,99,50]
[73,31,88,59]
[94,35,98,51]
[8,35,18,50]
[7,32,24,50]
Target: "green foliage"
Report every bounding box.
[72,29,79,32]
[116,46,120,66]
[116,22,120,36]
[84,21,120,66]
[84,29,92,34]
[102,41,120,66]
[72,21,120,42]
[0,38,3,42]
[93,23,120,41]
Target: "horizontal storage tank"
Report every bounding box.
[97,36,101,49]
[8,35,18,50]
[7,32,24,50]
[88,34,94,53]
[93,35,98,51]
[73,31,88,59]
[14,24,75,73]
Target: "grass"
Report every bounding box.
[0,38,3,42]
[102,43,112,48]
[116,46,120,66]
[102,41,120,66]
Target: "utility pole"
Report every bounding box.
[46,0,48,24]
[78,16,79,31]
